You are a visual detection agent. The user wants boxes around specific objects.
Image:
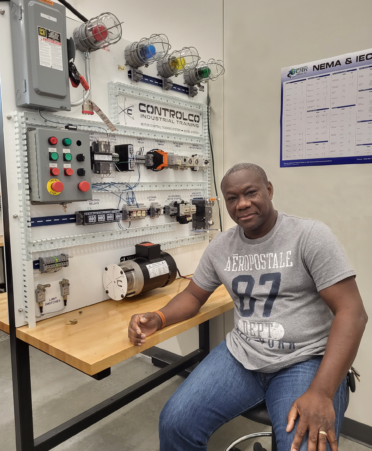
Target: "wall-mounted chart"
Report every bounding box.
[281,48,372,167]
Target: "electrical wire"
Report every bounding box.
[71,53,91,107]
[177,268,191,280]
[38,109,110,141]
[57,0,88,22]
[207,92,223,233]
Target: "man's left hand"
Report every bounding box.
[286,388,338,451]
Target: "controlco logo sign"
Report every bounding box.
[287,66,308,78]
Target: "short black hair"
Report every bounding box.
[220,163,268,191]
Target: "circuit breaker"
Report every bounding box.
[27,128,92,204]
[10,0,71,111]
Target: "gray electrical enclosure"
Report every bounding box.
[10,0,71,111]
[27,127,92,204]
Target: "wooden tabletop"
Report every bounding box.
[0,292,9,334]
[0,279,233,375]
[0,236,3,247]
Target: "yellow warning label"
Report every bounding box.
[39,0,54,5]
[38,28,46,37]
[47,178,61,196]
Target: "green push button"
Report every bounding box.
[49,152,59,161]
[64,153,72,162]
[62,138,72,146]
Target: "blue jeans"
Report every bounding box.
[159,340,347,451]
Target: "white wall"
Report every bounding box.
[67,0,225,353]
[224,0,372,427]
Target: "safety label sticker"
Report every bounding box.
[146,261,169,279]
[38,26,63,71]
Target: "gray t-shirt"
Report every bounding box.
[193,212,355,373]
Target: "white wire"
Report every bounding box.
[71,53,91,107]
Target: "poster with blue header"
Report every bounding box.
[280,48,372,167]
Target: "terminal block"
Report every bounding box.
[39,254,69,273]
[122,204,148,221]
[192,198,215,230]
[59,278,70,306]
[164,200,196,224]
[76,209,122,225]
[150,202,163,219]
[91,141,113,174]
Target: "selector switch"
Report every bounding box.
[64,168,74,176]
[77,168,86,176]
[50,167,60,176]
[49,152,59,162]
[64,153,72,162]
[62,138,72,146]
[78,181,90,192]
[76,154,85,162]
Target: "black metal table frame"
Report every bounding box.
[0,65,211,451]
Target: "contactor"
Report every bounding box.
[27,128,92,204]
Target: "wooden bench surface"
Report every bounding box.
[0,280,233,375]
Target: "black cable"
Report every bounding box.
[177,268,191,280]
[207,94,223,232]
[57,0,88,23]
[38,110,110,141]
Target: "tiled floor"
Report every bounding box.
[0,331,370,450]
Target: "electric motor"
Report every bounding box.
[103,243,177,301]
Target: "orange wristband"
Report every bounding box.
[154,310,166,329]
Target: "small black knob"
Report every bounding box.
[76,154,85,162]
[77,168,86,176]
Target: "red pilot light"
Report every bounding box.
[92,24,108,41]
[48,136,58,145]
[50,167,60,176]
[78,181,90,192]
[51,181,64,193]
[64,168,74,176]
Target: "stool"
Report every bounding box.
[226,371,355,451]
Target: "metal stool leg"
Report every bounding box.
[225,432,272,451]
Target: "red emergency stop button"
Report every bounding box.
[64,168,74,176]
[48,137,58,145]
[78,181,90,192]
[51,181,64,193]
[50,167,60,176]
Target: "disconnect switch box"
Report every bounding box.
[10,0,71,111]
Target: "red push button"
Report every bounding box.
[50,167,60,176]
[48,136,58,145]
[78,181,90,192]
[64,168,74,176]
[51,181,64,193]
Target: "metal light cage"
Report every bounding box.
[184,58,225,86]
[157,46,200,78]
[125,34,171,69]
[73,12,122,52]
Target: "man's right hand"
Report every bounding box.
[128,312,162,346]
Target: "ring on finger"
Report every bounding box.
[319,431,328,437]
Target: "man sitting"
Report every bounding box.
[129,163,368,451]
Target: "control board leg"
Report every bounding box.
[10,337,34,451]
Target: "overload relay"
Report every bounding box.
[192,198,215,230]
[27,128,92,204]
[164,200,196,224]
